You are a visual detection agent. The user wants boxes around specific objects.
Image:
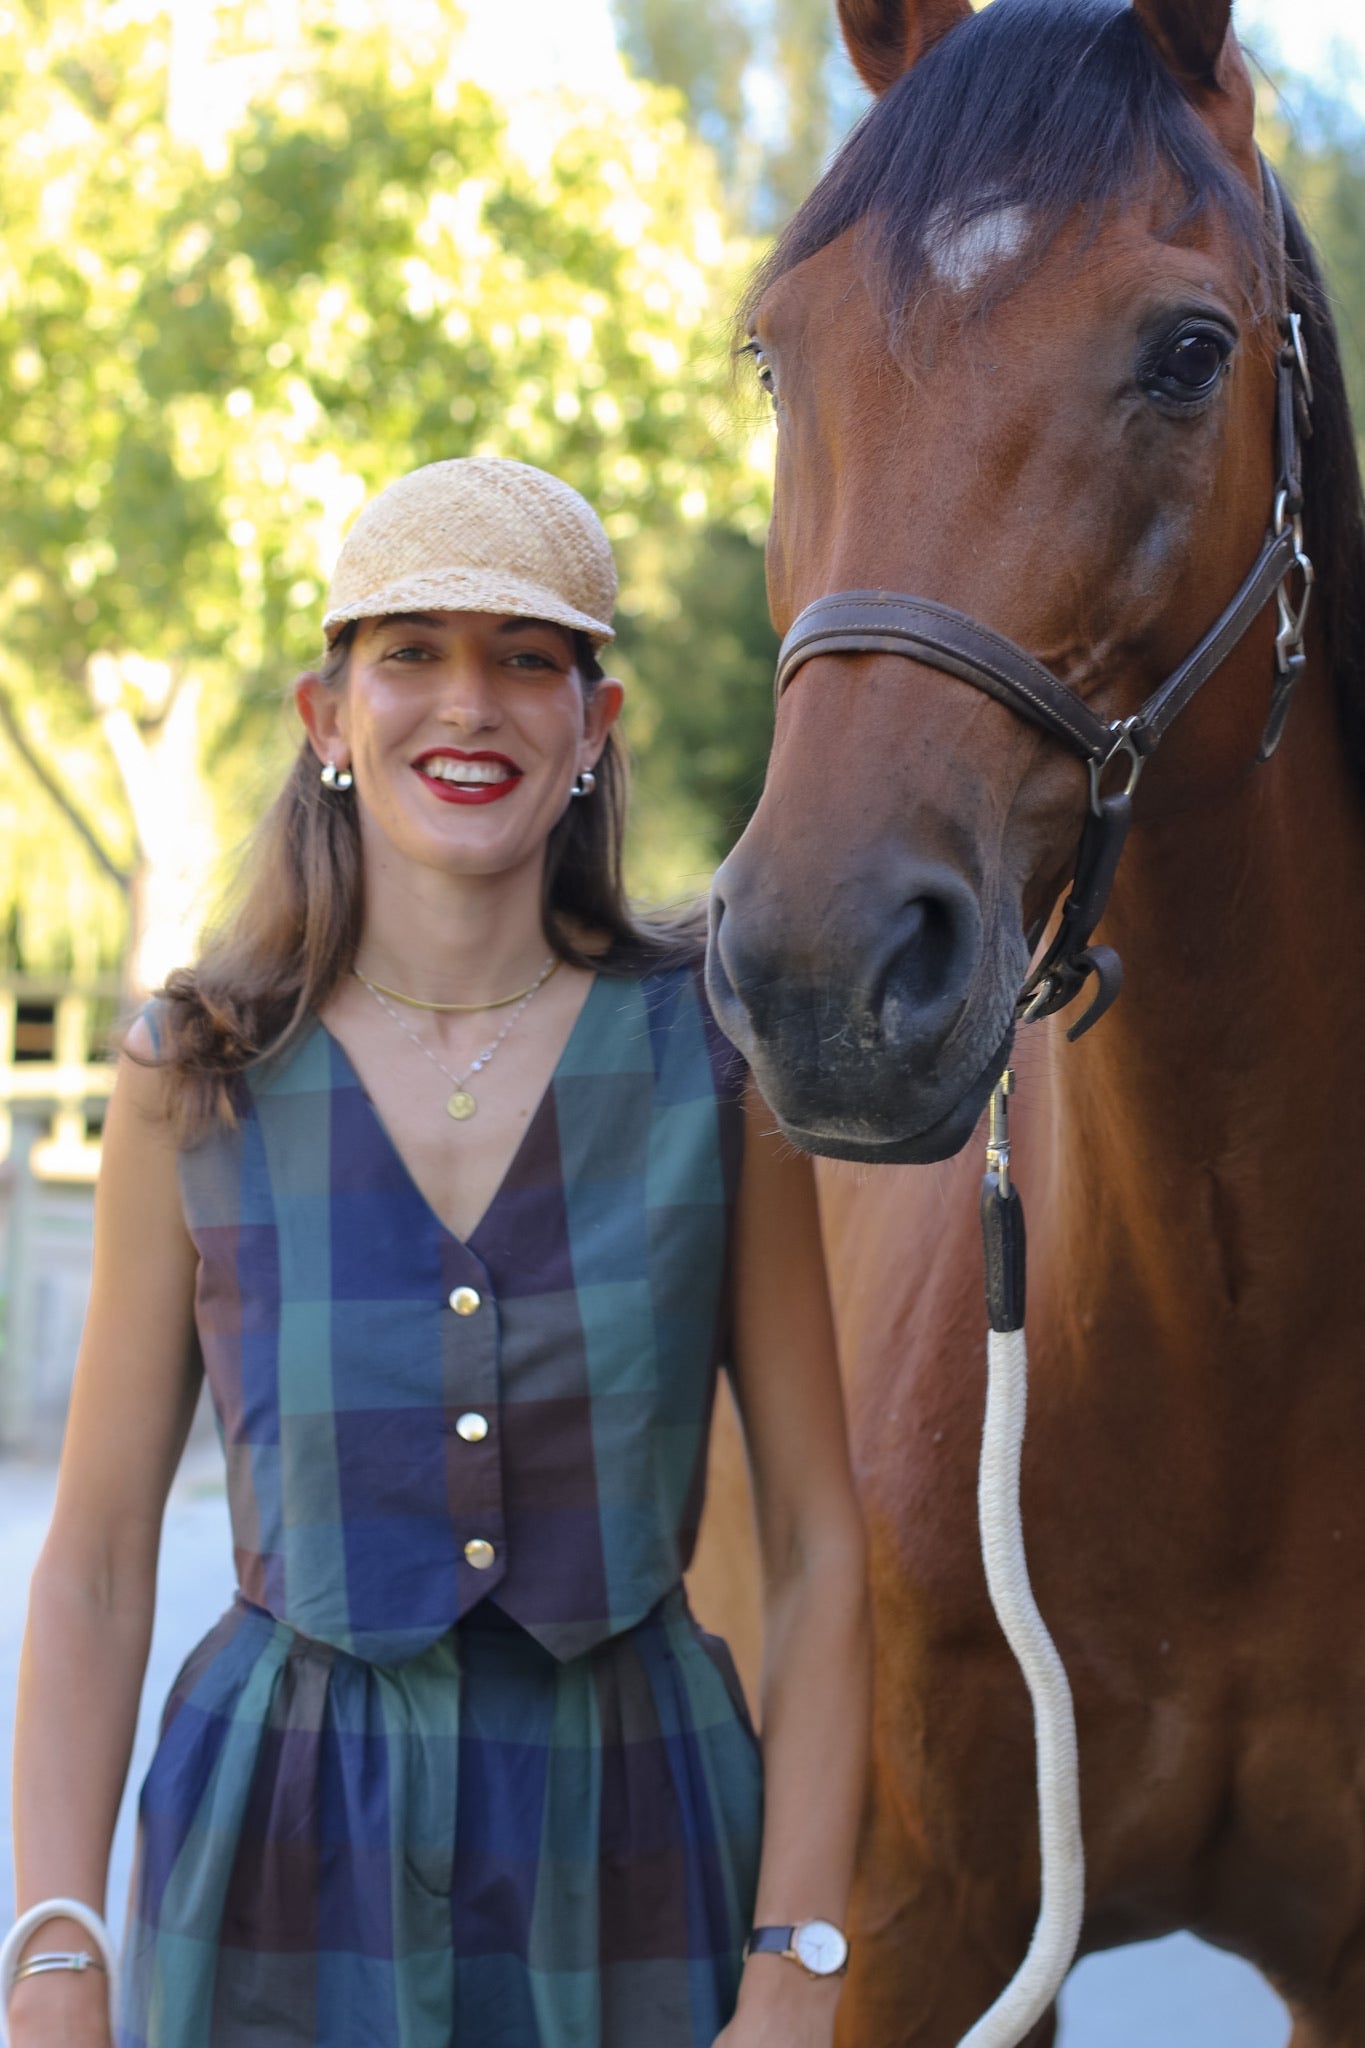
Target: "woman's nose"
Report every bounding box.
[435,660,501,731]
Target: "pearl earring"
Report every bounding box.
[321,761,354,791]
[570,768,597,799]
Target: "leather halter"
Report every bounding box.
[772,161,1316,1039]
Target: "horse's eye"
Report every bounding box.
[1146,326,1232,403]
[743,337,777,408]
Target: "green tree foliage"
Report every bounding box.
[0,0,766,980]
[1262,78,1365,425]
[612,0,753,186]
[613,520,777,881]
[612,0,865,231]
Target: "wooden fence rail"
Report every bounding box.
[0,979,122,1183]
[0,978,123,1446]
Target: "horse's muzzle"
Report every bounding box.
[707,850,1020,1162]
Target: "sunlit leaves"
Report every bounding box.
[0,0,762,969]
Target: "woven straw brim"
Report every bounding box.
[322,569,615,648]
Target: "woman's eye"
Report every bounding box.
[385,643,433,662]
[1146,328,1232,403]
[506,650,557,671]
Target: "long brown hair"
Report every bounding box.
[152,626,702,1139]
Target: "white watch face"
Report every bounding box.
[791,1919,848,1976]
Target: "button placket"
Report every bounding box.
[442,1251,504,1591]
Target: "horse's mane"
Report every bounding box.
[1282,194,1365,785]
[745,0,1365,791]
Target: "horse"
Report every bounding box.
[690,0,1365,2040]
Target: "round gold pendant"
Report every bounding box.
[446,1088,477,1121]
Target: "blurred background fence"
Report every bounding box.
[0,0,1362,1447]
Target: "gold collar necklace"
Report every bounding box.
[353,959,560,1014]
[354,956,560,1120]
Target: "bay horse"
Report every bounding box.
[691,0,1365,2040]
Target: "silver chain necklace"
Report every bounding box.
[355,957,559,1121]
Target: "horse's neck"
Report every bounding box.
[1041,646,1365,1344]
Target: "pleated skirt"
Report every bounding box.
[117,1589,762,2048]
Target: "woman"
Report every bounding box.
[5,458,870,2048]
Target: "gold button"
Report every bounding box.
[464,1538,496,1570]
[455,1412,489,1443]
[449,1286,481,1316]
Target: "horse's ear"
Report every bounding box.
[837,0,972,95]
[1130,0,1256,157]
[1130,0,1231,91]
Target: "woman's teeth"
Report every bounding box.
[422,759,514,785]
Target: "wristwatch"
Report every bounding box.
[744,1919,849,1978]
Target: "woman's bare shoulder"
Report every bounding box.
[115,1005,184,1139]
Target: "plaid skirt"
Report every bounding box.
[117,1589,762,2048]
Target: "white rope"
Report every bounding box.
[958,1326,1085,2048]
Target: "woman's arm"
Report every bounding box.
[716,1082,871,2048]
[8,1033,202,2048]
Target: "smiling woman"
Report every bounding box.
[5,457,870,2048]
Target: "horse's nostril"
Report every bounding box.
[709,851,984,1063]
[894,891,963,1008]
[705,910,735,1006]
[871,873,982,1045]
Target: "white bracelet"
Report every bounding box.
[0,1898,117,2039]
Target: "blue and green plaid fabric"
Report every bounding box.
[120,1590,762,2047]
[119,964,762,2046]
[176,962,745,1663]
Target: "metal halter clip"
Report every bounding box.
[1287,308,1314,408]
[1274,545,1314,675]
[985,1067,1013,1198]
[1261,486,1315,762]
[980,1068,1026,1333]
[1087,719,1144,818]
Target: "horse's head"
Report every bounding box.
[707,0,1290,1162]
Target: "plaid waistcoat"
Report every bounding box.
[176,963,747,1664]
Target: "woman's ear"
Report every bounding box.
[582,677,625,767]
[294,671,348,765]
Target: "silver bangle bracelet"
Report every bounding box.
[0,1899,118,2043]
[12,1951,108,1984]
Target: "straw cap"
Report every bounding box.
[323,457,617,647]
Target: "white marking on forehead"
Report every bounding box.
[926,204,1032,290]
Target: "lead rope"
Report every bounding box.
[958,1072,1085,2048]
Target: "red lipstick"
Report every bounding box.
[412,748,523,806]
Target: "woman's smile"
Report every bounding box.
[412,746,524,805]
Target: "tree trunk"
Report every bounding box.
[93,662,216,996]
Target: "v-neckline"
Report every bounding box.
[313,969,608,1250]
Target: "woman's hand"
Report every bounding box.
[712,1958,843,2047]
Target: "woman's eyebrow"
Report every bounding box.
[493,616,568,639]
